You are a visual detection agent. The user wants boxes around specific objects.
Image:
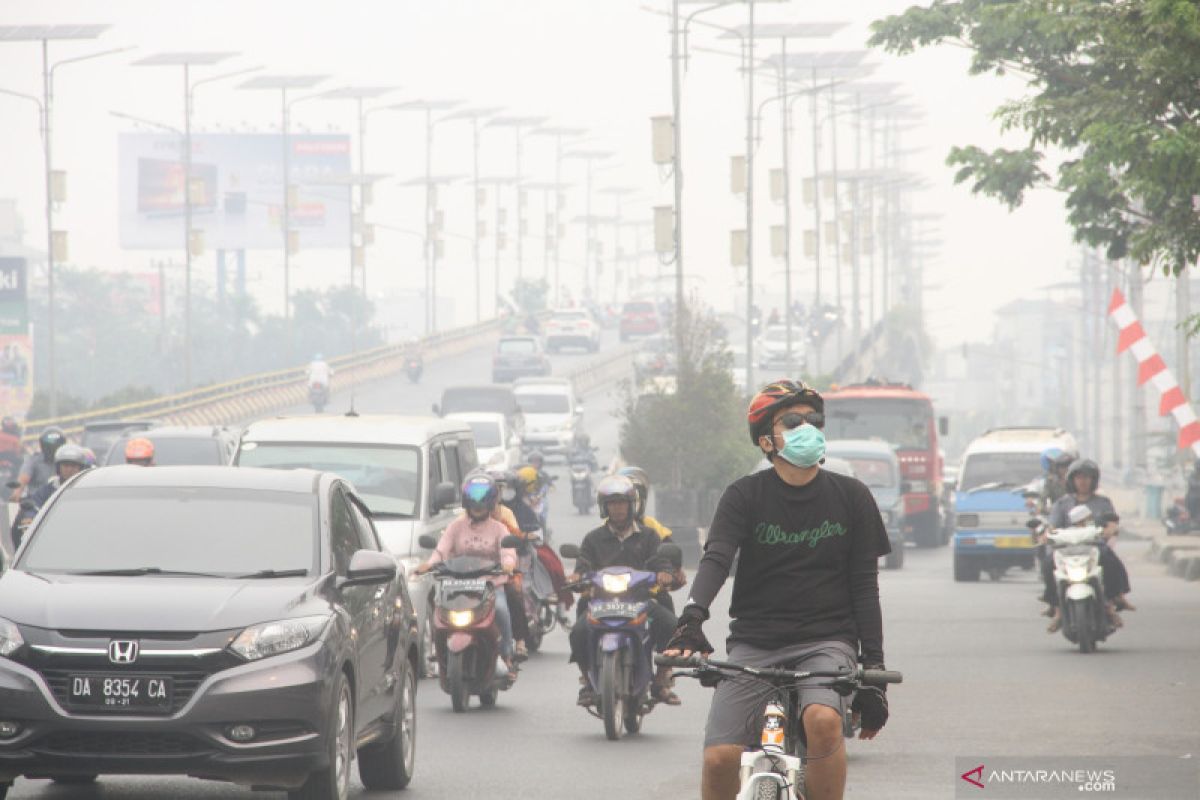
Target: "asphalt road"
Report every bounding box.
[9,337,1200,798]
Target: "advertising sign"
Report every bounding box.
[0,332,33,421]
[0,258,27,334]
[118,133,352,250]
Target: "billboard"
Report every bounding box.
[0,258,27,334]
[118,133,353,251]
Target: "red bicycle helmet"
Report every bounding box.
[746,379,824,445]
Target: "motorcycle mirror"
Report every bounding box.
[656,542,683,570]
[559,543,581,559]
[1025,519,1043,531]
[500,535,523,549]
[4,481,18,490]
[431,403,440,416]
[417,533,439,550]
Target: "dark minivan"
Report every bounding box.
[0,466,418,800]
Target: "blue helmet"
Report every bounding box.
[461,473,499,512]
[1040,447,1064,474]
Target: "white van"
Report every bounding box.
[234,414,478,678]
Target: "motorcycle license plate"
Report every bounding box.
[69,674,173,711]
[440,578,488,593]
[994,535,1032,548]
[590,601,642,619]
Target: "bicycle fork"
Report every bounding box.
[737,700,806,800]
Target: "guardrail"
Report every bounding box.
[570,344,637,395]
[23,317,508,439]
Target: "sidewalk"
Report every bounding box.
[1127,516,1200,582]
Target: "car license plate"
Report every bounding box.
[68,674,173,711]
[994,535,1032,548]
[590,601,642,619]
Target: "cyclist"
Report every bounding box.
[664,379,892,800]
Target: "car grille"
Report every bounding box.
[38,667,212,714]
[37,731,208,757]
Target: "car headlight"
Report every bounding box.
[0,617,23,658]
[448,609,474,628]
[601,573,632,594]
[229,615,330,661]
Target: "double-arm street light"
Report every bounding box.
[133,52,262,391]
[383,99,462,333]
[563,149,616,302]
[487,115,549,283]
[530,126,586,305]
[0,23,128,415]
[237,74,328,360]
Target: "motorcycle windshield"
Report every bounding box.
[590,566,658,599]
[440,555,500,576]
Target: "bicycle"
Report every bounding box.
[655,654,902,800]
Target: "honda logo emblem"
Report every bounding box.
[108,640,139,664]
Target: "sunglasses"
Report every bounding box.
[778,411,825,430]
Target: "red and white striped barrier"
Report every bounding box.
[1108,288,1200,454]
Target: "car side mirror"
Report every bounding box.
[417,533,439,550]
[656,542,683,570]
[340,549,397,588]
[431,403,441,416]
[559,543,580,559]
[938,416,949,437]
[431,481,457,513]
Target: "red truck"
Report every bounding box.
[823,381,949,547]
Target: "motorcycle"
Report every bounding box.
[512,533,560,654]
[1164,498,1200,535]
[308,382,329,413]
[418,536,520,711]
[559,541,681,740]
[569,454,595,515]
[404,356,423,384]
[1048,525,1115,653]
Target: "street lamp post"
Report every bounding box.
[478,176,520,316]
[564,150,615,302]
[133,51,243,390]
[0,23,120,416]
[441,107,504,322]
[487,116,549,283]
[599,187,636,304]
[238,75,328,361]
[531,127,586,305]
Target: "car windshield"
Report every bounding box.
[824,399,931,450]
[467,420,502,448]
[843,457,896,488]
[624,302,654,314]
[238,442,420,516]
[105,436,221,466]
[440,388,514,416]
[499,338,537,354]
[765,328,789,342]
[19,487,317,576]
[959,452,1044,492]
[553,311,588,322]
[515,393,570,413]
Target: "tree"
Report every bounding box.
[618,302,758,492]
[869,0,1200,275]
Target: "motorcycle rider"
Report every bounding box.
[617,465,688,613]
[415,473,520,672]
[1039,449,1074,510]
[1049,458,1114,529]
[11,427,66,501]
[306,353,332,388]
[664,379,891,800]
[567,432,599,471]
[124,438,156,467]
[0,417,22,480]
[566,474,681,707]
[1096,511,1135,613]
[27,444,90,508]
[503,469,572,626]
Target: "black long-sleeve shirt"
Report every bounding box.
[573,522,671,576]
[687,467,890,665]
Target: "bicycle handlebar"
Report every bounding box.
[654,654,903,686]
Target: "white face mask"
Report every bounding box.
[501,488,516,502]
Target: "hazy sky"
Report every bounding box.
[0,0,1097,344]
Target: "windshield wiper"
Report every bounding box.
[235,569,310,579]
[68,567,223,577]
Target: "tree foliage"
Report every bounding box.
[618,302,759,491]
[870,0,1200,273]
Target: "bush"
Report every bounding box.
[618,303,759,491]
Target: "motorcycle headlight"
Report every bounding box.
[1065,564,1089,582]
[229,615,330,661]
[448,609,474,628]
[601,573,632,594]
[0,617,24,658]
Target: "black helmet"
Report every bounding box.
[527,450,545,467]
[1,416,19,436]
[39,427,66,459]
[596,474,637,520]
[1066,458,1100,491]
[461,473,499,512]
[617,466,650,519]
[53,444,89,473]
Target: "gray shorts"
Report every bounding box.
[703,639,857,749]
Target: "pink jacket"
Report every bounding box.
[427,516,517,584]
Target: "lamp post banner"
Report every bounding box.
[0,258,28,335]
[117,132,351,250]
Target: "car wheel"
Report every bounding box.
[0,782,9,799]
[358,660,416,790]
[290,671,353,800]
